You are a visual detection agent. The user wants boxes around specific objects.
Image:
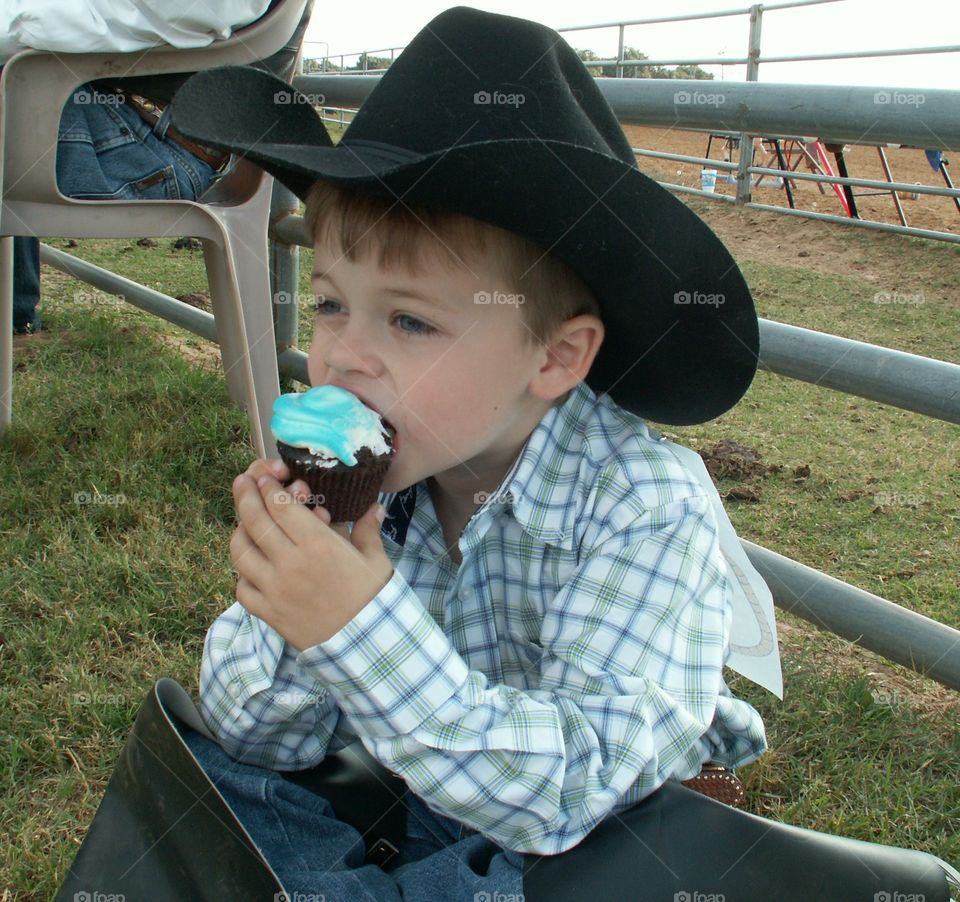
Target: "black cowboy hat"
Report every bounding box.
[169,5,759,425]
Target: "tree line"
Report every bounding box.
[304,48,714,79]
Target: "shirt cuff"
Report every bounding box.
[297,571,470,737]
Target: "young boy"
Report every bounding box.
[168,6,770,899]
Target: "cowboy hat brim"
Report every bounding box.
[170,66,758,425]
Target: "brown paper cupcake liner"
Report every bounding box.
[276,441,392,523]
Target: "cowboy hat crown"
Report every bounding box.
[170,6,759,425]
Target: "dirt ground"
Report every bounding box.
[623,124,960,237]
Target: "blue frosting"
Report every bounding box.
[271,385,390,466]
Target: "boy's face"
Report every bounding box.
[307,235,553,498]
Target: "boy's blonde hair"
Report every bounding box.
[304,180,600,345]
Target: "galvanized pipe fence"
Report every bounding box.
[306,0,960,242]
[33,24,960,691]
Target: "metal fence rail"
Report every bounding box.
[301,71,960,246]
[305,0,960,238]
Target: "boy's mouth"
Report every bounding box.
[383,418,399,455]
[326,382,398,452]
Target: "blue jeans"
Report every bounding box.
[183,730,525,901]
[13,237,40,333]
[11,85,221,332]
[57,85,218,201]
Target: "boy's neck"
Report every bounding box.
[424,395,558,563]
[426,442,525,565]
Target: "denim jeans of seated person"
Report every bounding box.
[10,88,222,334]
[182,728,526,901]
[56,85,220,201]
[13,236,41,333]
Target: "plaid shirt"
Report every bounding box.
[200,381,767,855]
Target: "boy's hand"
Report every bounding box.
[229,460,393,651]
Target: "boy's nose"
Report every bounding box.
[320,326,383,378]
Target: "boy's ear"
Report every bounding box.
[530,314,605,402]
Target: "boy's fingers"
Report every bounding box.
[350,503,386,557]
[235,574,266,614]
[234,473,293,556]
[329,519,350,540]
[230,523,269,575]
[255,472,319,541]
[287,479,312,502]
[244,457,290,483]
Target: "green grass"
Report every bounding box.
[1,224,958,898]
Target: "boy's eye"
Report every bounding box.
[314,297,343,316]
[394,313,437,335]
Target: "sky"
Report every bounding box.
[302,0,960,90]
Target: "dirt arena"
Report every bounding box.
[622,125,960,237]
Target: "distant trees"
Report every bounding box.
[304,46,714,79]
[301,53,392,73]
[351,52,394,72]
[577,47,714,79]
[302,57,336,73]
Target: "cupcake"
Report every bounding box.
[270,385,395,522]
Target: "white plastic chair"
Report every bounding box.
[0,0,309,457]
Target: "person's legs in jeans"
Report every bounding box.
[13,236,41,334]
[182,728,403,900]
[56,86,218,202]
[182,729,525,901]
[9,87,222,337]
[391,793,526,901]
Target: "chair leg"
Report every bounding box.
[202,215,280,460]
[1,237,13,434]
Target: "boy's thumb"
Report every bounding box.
[351,502,386,555]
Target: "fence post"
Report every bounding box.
[616,24,625,78]
[736,4,764,205]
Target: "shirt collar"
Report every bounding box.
[495,381,600,549]
[380,381,606,553]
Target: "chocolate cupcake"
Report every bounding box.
[271,386,395,522]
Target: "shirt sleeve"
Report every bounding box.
[298,492,767,855]
[0,0,270,64]
[198,600,354,769]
